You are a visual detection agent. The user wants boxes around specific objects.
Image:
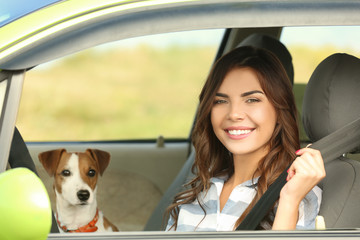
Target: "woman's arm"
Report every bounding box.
[272,148,326,230]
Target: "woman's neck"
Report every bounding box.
[229,149,266,186]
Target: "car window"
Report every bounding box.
[17,29,224,141]
[281,26,360,84]
[281,26,360,142]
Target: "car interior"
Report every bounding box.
[6,25,360,233]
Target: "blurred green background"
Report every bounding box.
[16,39,360,141]
[17,45,216,141]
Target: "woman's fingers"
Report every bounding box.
[290,149,325,181]
[293,148,326,179]
[282,148,326,202]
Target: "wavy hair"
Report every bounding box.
[166,46,300,230]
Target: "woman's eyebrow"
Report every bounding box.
[215,93,228,98]
[215,90,264,98]
[240,90,264,97]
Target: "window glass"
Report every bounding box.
[281,26,360,141]
[281,26,360,84]
[0,0,61,27]
[17,29,224,141]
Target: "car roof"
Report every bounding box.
[0,0,360,70]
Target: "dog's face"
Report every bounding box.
[39,149,110,206]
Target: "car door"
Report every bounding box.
[2,1,360,240]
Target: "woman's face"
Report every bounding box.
[210,67,277,159]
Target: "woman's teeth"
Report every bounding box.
[228,129,252,135]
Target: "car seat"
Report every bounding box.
[302,53,360,228]
[237,33,294,85]
[144,34,294,231]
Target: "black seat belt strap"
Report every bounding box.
[236,116,360,230]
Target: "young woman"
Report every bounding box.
[166,46,325,231]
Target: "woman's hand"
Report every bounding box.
[272,148,326,230]
[281,148,326,205]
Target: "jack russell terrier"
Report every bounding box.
[39,148,118,233]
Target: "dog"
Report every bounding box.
[39,148,119,232]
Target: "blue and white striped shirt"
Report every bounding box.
[167,176,322,231]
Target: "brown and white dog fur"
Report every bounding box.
[39,148,118,233]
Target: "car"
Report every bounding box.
[1,0,360,239]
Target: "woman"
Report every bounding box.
[166,46,325,231]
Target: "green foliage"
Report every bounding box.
[289,44,360,83]
[17,45,216,141]
[17,44,360,141]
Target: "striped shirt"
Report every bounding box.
[167,176,322,231]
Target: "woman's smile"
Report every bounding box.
[225,127,254,139]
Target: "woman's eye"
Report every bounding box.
[61,170,71,177]
[246,98,260,103]
[214,99,227,105]
[88,169,96,177]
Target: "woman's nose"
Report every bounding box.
[228,103,245,121]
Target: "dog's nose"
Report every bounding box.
[77,190,90,201]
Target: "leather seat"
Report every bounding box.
[302,53,360,228]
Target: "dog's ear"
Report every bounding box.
[38,149,66,177]
[86,149,110,176]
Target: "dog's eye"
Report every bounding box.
[61,170,71,177]
[88,169,96,177]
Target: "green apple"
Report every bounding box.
[0,168,51,240]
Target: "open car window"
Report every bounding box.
[281,26,360,142]
[18,30,224,141]
[281,26,360,85]
[18,29,224,232]
[13,26,360,234]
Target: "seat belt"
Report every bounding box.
[236,116,360,230]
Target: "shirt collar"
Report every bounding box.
[211,175,259,188]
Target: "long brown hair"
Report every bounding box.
[166,46,299,230]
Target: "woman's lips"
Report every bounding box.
[225,127,254,139]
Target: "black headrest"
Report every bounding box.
[302,53,360,153]
[238,33,294,85]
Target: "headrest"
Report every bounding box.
[238,33,294,85]
[302,53,360,153]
